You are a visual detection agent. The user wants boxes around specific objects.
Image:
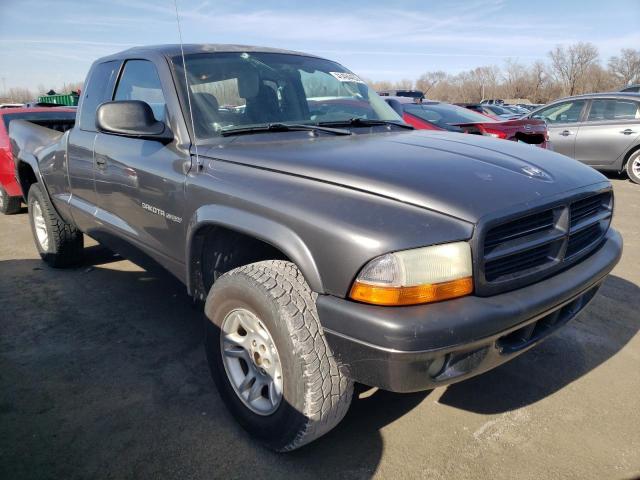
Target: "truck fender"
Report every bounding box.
[10,119,59,203]
[186,204,324,295]
[14,151,48,202]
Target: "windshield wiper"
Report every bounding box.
[319,118,414,130]
[221,123,352,137]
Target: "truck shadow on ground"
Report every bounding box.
[0,248,637,479]
[0,249,427,479]
[438,274,640,414]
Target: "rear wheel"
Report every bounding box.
[204,260,353,451]
[27,183,84,267]
[626,149,640,185]
[0,185,21,215]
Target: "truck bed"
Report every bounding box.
[9,118,73,167]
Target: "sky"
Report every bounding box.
[1,0,639,92]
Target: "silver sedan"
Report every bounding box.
[526,93,640,184]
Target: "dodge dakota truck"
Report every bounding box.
[10,44,622,451]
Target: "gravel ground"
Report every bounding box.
[0,177,638,480]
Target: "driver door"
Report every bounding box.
[93,59,189,271]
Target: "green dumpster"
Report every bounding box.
[37,92,79,106]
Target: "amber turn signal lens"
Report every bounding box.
[349,277,473,306]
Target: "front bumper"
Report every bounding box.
[318,228,622,393]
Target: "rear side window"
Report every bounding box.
[79,61,119,132]
[114,60,166,122]
[587,99,640,121]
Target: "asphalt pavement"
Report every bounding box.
[1,177,638,480]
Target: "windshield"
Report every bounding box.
[172,52,402,138]
[405,103,495,126]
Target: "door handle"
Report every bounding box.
[559,130,574,136]
[620,129,637,135]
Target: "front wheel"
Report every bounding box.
[204,260,353,451]
[626,149,640,185]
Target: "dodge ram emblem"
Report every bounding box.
[522,165,547,178]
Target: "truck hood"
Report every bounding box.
[198,130,607,223]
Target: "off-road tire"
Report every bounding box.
[0,185,21,215]
[625,149,640,185]
[27,183,84,267]
[204,260,353,451]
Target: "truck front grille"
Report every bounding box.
[480,190,612,291]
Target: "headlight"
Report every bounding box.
[349,242,473,306]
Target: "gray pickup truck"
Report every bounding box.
[10,44,622,451]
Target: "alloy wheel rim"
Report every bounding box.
[220,308,283,415]
[632,155,640,178]
[33,201,49,251]
[0,191,4,209]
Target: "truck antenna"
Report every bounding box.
[173,0,201,170]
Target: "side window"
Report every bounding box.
[533,100,586,124]
[79,61,119,132]
[114,60,166,122]
[587,99,640,121]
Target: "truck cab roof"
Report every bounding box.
[100,44,326,62]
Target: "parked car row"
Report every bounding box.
[458,103,523,120]
[2,84,640,220]
[383,92,640,185]
[385,96,549,148]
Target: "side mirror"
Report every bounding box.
[96,100,173,142]
[384,98,405,117]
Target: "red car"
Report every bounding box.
[385,97,550,149]
[0,107,76,214]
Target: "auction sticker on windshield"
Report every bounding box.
[330,72,365,83]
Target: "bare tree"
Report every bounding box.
[503,59,531,99]
[3,87,34,103]
[548,42,599,96]
[582,64,617,93]
[0,80,86,103]
[394,78,414,90]
[608,48,640,86]
[527,61,548,102]
[415,71,446,97]
[366,79,393,92]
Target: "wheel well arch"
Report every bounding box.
[188,224,308,301]
[623,143,640,169]
[16,161,38,201]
